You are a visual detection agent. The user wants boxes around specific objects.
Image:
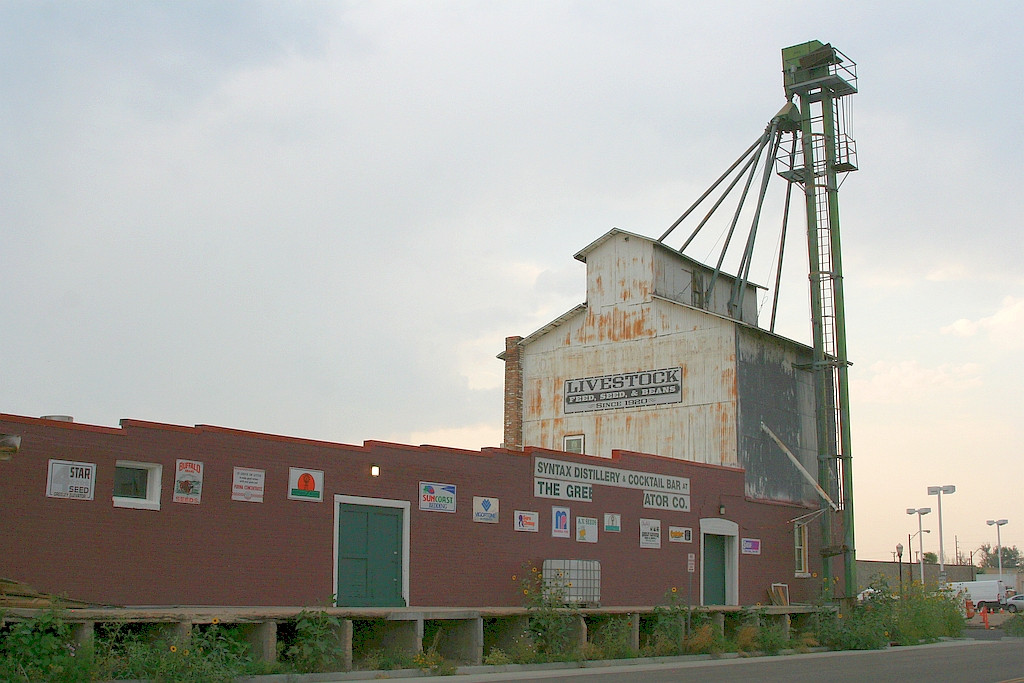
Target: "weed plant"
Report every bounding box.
[812,576,965,650]
[282,610,347,673]
[1004,613,1024,638]
[514,563,581,661]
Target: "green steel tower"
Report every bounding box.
[780,41,858,598]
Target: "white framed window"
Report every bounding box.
[112,460,163,511]
[794,522,810,577]
[563,435,584,454]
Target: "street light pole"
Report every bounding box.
[907,507,932,583]
[987,519,1008,579]
[896,543,904,595]
[927,485,955,580]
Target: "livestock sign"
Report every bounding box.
[564,367,682,414]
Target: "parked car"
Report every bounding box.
[1007,594,1024,613]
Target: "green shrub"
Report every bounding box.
[1004,613,1024,638]
[283,610,347,673]
[0,608,95,682]
[587,616,636,660]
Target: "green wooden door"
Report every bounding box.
[337,504,405,607]
[703,534,727,605]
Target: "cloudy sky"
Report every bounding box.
[2,2,1021,562]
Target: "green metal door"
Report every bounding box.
[703,534,727,605]
[337,504,405,607]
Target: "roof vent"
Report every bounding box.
[40,415,74,422]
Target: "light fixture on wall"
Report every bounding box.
[0,434,21,461]
[719,504,726,516]
[370,465,380,477]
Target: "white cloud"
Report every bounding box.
[852,360,983,405]
[942,296,1024,349]
[395,423,503,451]
[925,263,970,282]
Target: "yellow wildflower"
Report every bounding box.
[170,645,177,653]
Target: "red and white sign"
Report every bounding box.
[232,467,265,503]
[173,459,204,504]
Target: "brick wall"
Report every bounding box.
[501,336,523,450]
[0,414,822,607]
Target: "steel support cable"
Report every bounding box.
[703,127,772,309]
[679,143,765,255]
[730,122,785,320]
[769,134,799,333]
[658,136,765,244]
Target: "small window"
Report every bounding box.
[563,435,584,454]
[112,461,163,511]
[794,522,809,576]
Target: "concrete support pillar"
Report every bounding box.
[242,620,277,663]
[156,621,192,644]
[711,612,725,637]
[629,613,640,651]
[334,619,353,672]
[435,618,483,665]
[776,613,792,639]
[569,615,587,651]
[382,617,422,654]
[70,621,94,650]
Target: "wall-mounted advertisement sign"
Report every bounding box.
[604,513,621,532]
[552,506,571,538]
[473,496,499,523]
[534,478,592,502]
[643,491,691,512]
[514,510,539,532]
[639,518,661,549]
[742,538,762,555]
[173,459,204,504]
[45,460,95,500]
[419,482,457,512]
[564,367,682,414]
[288,467,324,502]
[231,467,265,503]
[576,516,598,543]
[534,457,689,495]
[668,526,693,543]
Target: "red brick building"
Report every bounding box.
[0,413,820,608]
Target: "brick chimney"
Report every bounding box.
[502,336,524,450]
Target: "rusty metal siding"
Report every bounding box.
[651,244,760,323]
[735,327,817,504]
[517,229,813,502]
[520,298,739,467]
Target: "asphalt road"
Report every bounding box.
[404,639,1024,683]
